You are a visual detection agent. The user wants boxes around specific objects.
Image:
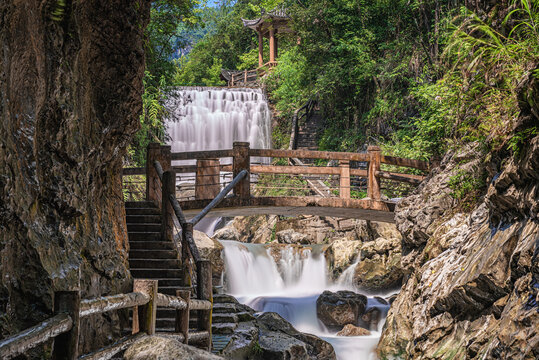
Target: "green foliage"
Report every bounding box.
[448,167,486,208]
[507,126,539,157]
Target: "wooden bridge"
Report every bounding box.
[123,143,430,223]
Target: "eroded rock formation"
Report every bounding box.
[377,73,539,359]
[0,0,150,354]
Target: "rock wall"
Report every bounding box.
[377,73,539,358]
[0,0,150,355]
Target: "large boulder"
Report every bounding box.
[213,226,241,241]
[276,229,309,244]
[255,312,336,360]
[336,324,371,336]
[316,291,367,328]
[194,230,224,285]
[124,335,223,360]
[329,238,362,276]
[352,237,403,291]
[218,296,336,360]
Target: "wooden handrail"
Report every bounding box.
[0,313,73,359]
[171,149,233,161]
[79,292,150,318]
[250,148,370,162]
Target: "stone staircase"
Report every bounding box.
[296,112,321,151]
[125,201,185,333]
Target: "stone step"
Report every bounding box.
[126,214,161,224]
[153,278,183,287]
[130,268,183,278]
[213,294,238,304]
[212,322,237,335]
[125,201,157,208]
[156,317,176,329]
[129,249,177,259]
[128,232,161,241]
[129,259,181,269]
[125,207,161,216]
[127,223,161,232]
[213,303,238,313]
[212,313,238,324]
[129,240,174,250]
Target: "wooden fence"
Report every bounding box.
[0,279,211,360]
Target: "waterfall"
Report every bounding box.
[219,240,389,360]
[165,87,271,155]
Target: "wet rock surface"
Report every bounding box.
[336,324,371,336]
[316,290,367,329]
[378,133,539,358]
[0,0,150,354]
[353,237,403,290]
[124,335,223,360]
[216,295,336,360]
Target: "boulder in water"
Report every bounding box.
[213,226,240,241]
[316,290,367,328]
[336,324,371,336]
[124,335,223,360]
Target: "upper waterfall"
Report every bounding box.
[164,87,271,153]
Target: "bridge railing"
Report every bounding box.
[122,143,430,205]
[0,279,211,359]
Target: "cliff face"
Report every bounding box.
[377,73,539,358]
[0,0,150,354]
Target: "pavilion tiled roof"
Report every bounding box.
[242,6,290,29]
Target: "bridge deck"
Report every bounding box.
[178,196,397,223]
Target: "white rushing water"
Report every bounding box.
[165,87,271,154]
[219,240,390,360]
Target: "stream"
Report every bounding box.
[219,240,391,360]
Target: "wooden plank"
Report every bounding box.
[381,155,430,171]
[350,169,368,177]
[249,148,369,162]
[196,159,220,200]
[0,314,73,360]
[122,167,145,176]
[251,164,341,175]
[196,260,213,352]
[367,146,381,201]
[176,290,190,344]
[134,280,158,336]
[178,197,396,223]
[376,170,425,185]
[233,142,250,199]
[171,150,233,161]
[78,333,146,360]
[80,292,150,318]
[52,291,80,360]
[340,160,350,199]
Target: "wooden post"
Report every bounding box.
[52,291,80,360]
[196,159,220,200]
[258,30,264,67]
[176,290,191,344]
[339,160,350,199]
[367,146,381,201]
[269,27,276,63]
[244,69,248,84]
[233,142,250,200]
[181,223,194,287]
[162,170,176,242]
[196,260,213,352]
[134,279,158,335]
[146,144,171,205]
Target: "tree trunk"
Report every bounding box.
[0,0,150,355]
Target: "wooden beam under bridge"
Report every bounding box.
[178,196,396,223]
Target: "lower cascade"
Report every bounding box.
[219,240,392,360]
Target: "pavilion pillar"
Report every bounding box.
[269,27,276,63]
[258,30,264,67]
